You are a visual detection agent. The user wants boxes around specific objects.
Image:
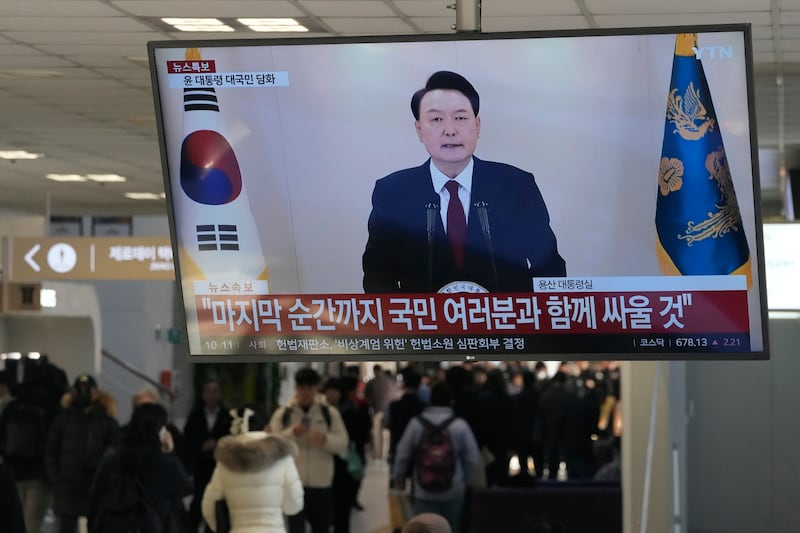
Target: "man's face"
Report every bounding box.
[202,382,221,409]
[295,383,317,408]
[415,89,480,178]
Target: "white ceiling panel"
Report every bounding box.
[36,44,151,57]
[0,16,153,32]
[780,11,800,25]
[751,25,773,40]
[481,16,591,32]
[0,1,122,17]
[0,55,76,68]
[66,55,146,68]
[299,1,396,17]
[593,12,772,27]
[585,0,770,14]
[94,67,153,80]
[754,39,775,53]
[1,31,164,46]
[322,17,415,33]
[754,51,777,63]
[780,25,800,38]
[113,0,302,18]
[393,1,452,18]
[0,44,45,56]
[481,2,582,17]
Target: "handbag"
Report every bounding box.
[387,488,412,530]
[214,499,231,533]
[346,442,364,481]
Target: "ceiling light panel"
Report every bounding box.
[162,18,235,31]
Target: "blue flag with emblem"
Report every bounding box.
[655,33,750,286]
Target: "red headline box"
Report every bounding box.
[193,290,749,337]
[167,60,217,74]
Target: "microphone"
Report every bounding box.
[425,202,439,292]
[474,201,499,291]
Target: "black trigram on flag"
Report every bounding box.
[196,224,240,251]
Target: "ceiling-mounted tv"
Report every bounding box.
[148,24,769,361]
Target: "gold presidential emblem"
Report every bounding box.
[666,82,716,141]
[658,157,684,196]
[677,148,743,246]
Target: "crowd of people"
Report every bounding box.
[0,357,620,533]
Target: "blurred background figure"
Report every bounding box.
[365,364,398,463]
[132,386,189,471]
[338,374,371,512]
[0,462,26,533]
[88,403,192,533]
[0,356,68,533]
[45,373,119,533]
[183,378,232,533]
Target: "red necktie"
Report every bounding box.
[445,180,466,271]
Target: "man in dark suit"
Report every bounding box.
[363,70,566,293]
[183,378,231,533]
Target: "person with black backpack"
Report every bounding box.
[391,382,479,533]
[268,367,348,533]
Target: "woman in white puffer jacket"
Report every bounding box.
[202,403,304,533]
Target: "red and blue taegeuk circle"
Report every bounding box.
[180,130,242,205]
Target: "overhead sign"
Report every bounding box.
[5,237,175,281]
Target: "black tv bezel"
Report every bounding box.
[147,23,769,362]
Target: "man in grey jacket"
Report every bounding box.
[391,382,479,533]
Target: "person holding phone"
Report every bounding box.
[269,368,349,533]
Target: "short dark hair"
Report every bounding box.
[294,367,321,387]
[339,375,359,394]
[322,377,342,393]
[411,70,480,120]
[429,382,453,407]
[400,367,422,390]
[124,403,168,448]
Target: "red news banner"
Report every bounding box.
[190,276,751,355]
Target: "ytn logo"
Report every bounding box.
[692,46,733,60]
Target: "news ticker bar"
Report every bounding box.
[195,332,752,357]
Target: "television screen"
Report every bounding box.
[148,24,769,361]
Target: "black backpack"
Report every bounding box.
[413,415,457,492]
[92,470,164,533]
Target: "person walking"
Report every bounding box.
[202,403,303,533]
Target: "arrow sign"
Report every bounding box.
[7,237,174,281]
[24,244,41,272]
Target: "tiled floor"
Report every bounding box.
[350,460,393,533]
[39,461,394,533]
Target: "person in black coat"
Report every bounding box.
[0,463,26,533]
[182,378,231,533]
[89,403,193,533]
[44,373,119,533]
[384,367,427,469]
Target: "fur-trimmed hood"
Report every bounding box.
[60,389,117,418]
[215,432,298,473]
